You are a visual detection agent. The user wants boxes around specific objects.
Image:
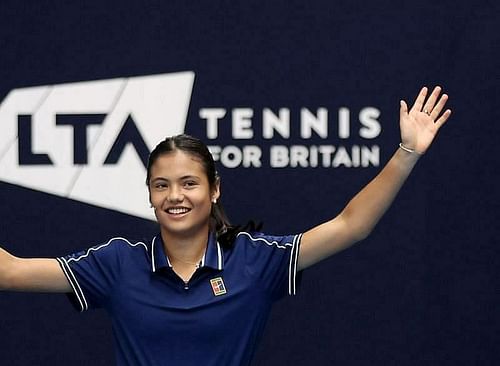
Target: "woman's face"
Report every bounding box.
[149,150,220,239]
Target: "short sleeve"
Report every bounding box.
[57,238,123,312]
[237,232,302,300]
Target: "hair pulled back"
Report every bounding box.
[146,134,238,246]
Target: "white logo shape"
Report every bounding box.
[0,71,195,219]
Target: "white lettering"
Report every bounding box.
[290,145,309,168]
[220,145,242,168]
[318,145,336,167]
[270,146,289,168]
[263,108,290,139]
[268,145,379,168]
[332,146,352,167]
[232,108,253,139]
[207,145,221,162]
[199,108,226,139]
[309,145,318,167]
[209,145,262,168]
[300,108,328,138]
[242,145,262,167]
[351,145,360,167]
[361,145,379,166]
[338,107,350,139]
[359,107,381,139]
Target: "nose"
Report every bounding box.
[167,185,184,203]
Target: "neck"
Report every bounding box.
[161,227,210,265]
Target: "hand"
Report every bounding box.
[399,86,452,154]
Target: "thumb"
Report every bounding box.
[399,100,408,120]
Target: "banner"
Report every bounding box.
[0,2,498,365]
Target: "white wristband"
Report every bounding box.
[399,143,423,155]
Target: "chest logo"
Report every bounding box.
[210,277,227,296]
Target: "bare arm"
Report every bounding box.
[0,247,71,293]
[299,86,451,270]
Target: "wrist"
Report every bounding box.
[399,142,424,155]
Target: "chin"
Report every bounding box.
[160,221,210,238]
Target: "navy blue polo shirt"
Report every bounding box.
[57,231,302,366]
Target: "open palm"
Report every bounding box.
[400,86,451,154]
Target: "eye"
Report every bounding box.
[153,182,168,190]
[183,180,198,188]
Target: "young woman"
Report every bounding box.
[0,86,451,365]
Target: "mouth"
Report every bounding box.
[165,207,192,215]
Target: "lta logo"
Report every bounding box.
[0,72,195,219]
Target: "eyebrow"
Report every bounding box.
[150,175,201,183]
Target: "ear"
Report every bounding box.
[147,187,153,208]
[212,176,221,202]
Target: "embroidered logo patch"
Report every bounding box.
[210,277,227,296]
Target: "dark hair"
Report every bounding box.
[146,134,237,246]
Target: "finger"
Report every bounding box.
[430,93,448,120]
[400,99,408,120]
[410,87,428,113]
[422,86,442,115]
[435,109,452,129]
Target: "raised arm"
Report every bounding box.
[0,246,71,292]
[298,86,451,270]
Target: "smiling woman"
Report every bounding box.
[147,138,222,282]
[146,135,230,241]
[0,86,452,366]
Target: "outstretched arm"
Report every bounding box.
[0,247,71,292]
[298,86,451,270]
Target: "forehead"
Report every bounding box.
[150,150,206,179]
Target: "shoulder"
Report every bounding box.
[235,231,302,258]
[236,231,299,247]
[64,237,150,263]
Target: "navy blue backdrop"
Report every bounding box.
[0,1,498,365]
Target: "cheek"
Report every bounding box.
[149,191,164,206]
[193,192,213,210]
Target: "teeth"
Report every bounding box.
[167,207,190,214]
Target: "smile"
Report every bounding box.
[166,207,191,215]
